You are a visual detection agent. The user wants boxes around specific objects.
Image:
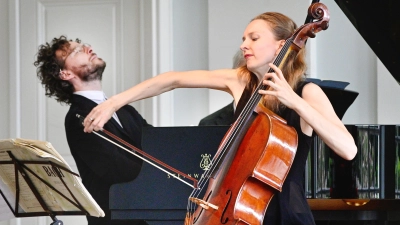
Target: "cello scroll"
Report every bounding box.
[292,3,329,48]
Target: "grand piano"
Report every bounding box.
[110,0,400,224]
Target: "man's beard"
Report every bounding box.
[79,60,106,82]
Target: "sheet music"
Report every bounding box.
[0,138,105,217]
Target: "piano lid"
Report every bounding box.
[334,0,400,83]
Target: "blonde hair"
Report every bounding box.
[238,12,307,113]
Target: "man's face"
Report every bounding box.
[56,41,106,81]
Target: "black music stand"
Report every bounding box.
[0,139,104,225]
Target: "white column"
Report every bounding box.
[150,0,174,126]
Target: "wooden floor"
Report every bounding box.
[309,199,400,224]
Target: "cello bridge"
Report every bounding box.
[189,197,218,210]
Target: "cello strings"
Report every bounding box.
[186,38,293,217]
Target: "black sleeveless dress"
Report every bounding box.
[262,81,315,225]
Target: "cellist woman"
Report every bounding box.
[83,11,357,225]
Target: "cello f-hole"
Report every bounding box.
[221,190,232,224]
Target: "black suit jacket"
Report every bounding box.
[65,95,150,225]
[198,102,235,126]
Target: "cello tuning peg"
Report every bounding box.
[307,29,316,38]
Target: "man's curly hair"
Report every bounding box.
[34,35,81,105]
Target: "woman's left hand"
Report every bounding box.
[258,63,299,109]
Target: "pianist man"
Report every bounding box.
[34,35,150,225]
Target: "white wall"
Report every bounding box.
[171,0,209,126]
[0,0,9,140]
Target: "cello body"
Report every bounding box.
[190,104,297,225]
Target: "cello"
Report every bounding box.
[185,3,330,225]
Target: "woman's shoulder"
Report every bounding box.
[301,81,331,106]
[302,81,324,95]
